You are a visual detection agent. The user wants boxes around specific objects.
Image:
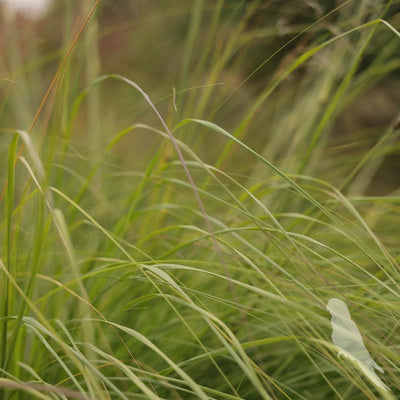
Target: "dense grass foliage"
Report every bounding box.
[0,1,399,399]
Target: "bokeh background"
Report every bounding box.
[1,0,399,193]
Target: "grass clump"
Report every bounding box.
[0,1,399,399]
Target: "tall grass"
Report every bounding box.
[0,1,399,399]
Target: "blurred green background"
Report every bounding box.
[1,0,399,193]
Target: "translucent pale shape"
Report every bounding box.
[0,0,53,20]
[327,298,389,392]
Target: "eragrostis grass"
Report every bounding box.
[0,1,399,399]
